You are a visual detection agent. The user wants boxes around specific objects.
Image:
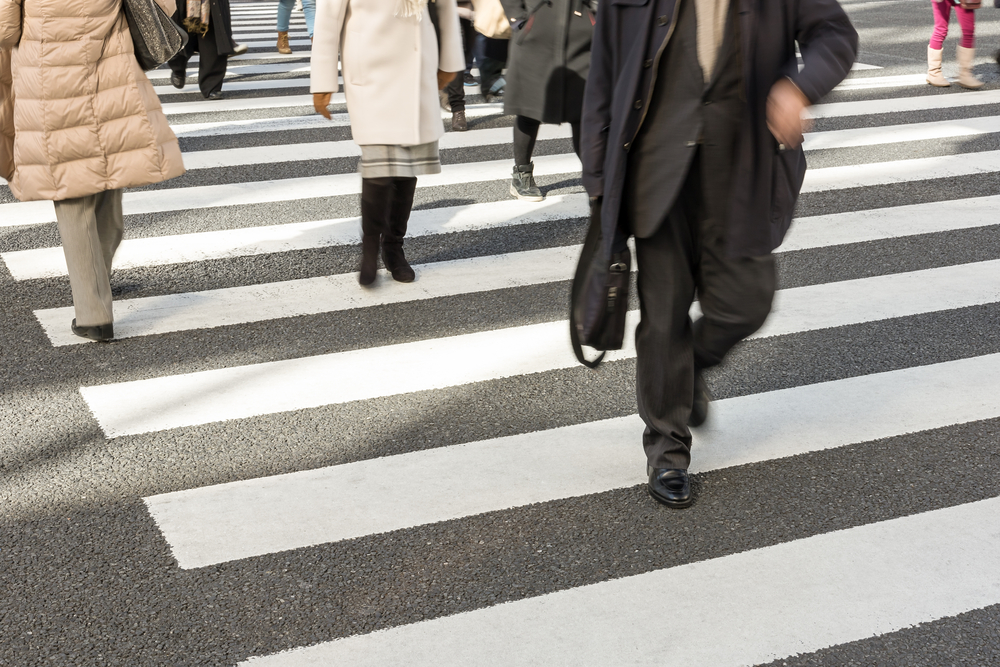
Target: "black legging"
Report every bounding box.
[513,116,581,167]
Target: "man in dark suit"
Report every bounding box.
[580,0,858,507]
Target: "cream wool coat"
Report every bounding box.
[310,0,465,147]
[0,0,184,202]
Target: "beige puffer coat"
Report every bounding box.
[0,0,184,202]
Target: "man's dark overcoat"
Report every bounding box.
[581,0,858,257]
[500,0,595,123]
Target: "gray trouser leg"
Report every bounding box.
[53,189,124,327]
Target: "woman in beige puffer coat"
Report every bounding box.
[0,0,185,342]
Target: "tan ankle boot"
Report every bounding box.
[276,31,292,55]
[926,46,950,87]
[957,46,984,89]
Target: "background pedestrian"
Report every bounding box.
[0,0,185,342]
[927,0,983,88]
[501,0,594,201]
[169,0,238,99]
[276,0,316,53]
[311,0,465,285]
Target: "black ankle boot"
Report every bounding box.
[358,234,380,286]
[381,178,417,283]
[381,244,415,282]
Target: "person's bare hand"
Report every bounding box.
[313,92,333,120]
[766,78,812,149]
[438,70,457,90]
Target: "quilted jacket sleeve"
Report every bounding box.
[0,0,23,48]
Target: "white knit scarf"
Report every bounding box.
[396,0,429,19]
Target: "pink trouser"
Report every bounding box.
[931,0,975,49]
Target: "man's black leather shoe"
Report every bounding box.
[71,319,113,342]
[206,90,224,101]
[689,371,711,427]
[170,72,185,89]
[647,467,692,508]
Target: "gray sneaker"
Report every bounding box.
[510,163,544,201]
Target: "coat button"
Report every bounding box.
[624,142,631,150]
[644,59,653,68]
[634,99,642,109]
[686,140,696,147]
[658,15,668,25]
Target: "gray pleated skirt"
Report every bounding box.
[358,141,442,179]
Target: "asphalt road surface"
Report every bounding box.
[2,0,1000,665]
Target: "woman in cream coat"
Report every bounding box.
[0,0,185,342]
[311,0,464,285]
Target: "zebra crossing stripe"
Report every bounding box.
[79,257,1000,435]
[237,496,1000,666]
[6,147,1000,227]
[2,196,588,280]
[6,145,1000,228]
[180,125,571,169]
[6,190,999,281]
[809,88,1000,119]
[31,231,1000,346]
[146,62,311,79]
[154,78,315,96]
[36,245,585,345]
[145,352,1000,569]
[802,113,1000,150]
[0,154,583,228]
[169,103,504,137]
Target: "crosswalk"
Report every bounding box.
[4,1,1000,664]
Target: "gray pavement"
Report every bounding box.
[2,0,1000,665]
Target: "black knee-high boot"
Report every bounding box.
[381,177,417,283]
[359,177,393,285]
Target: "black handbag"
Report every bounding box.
[570,198,632,369]
[123,0,188,71]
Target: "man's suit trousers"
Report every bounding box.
[53,189,124,327]
[632,150,776,470]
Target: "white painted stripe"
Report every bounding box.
[37,246,583,345]
[3,196,589,280]
[803,114,1000,150]
[149,354,1000,568]
[238,497,1000,666]
[224,31,309,40]
[80,258,1000,435]
[162,94,314,115]
[221,38,313,49]
[169,103,504,137]
[190,51,311,63]
[802,149,1000,192]
[849,62,882,70]
[147,62,311,79]
[8,145,996,228]
[33,232,1000,346]
[153,81,1000,119]
[0,153,582,228]
[809,88,1000,119]
[834,73,930,90]
[154,77,314,96]
[6,186,998,281]
[180,125,570,170]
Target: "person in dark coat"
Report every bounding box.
[168,0,237,100]
[581,0,857,508]
[501,0,594,201]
